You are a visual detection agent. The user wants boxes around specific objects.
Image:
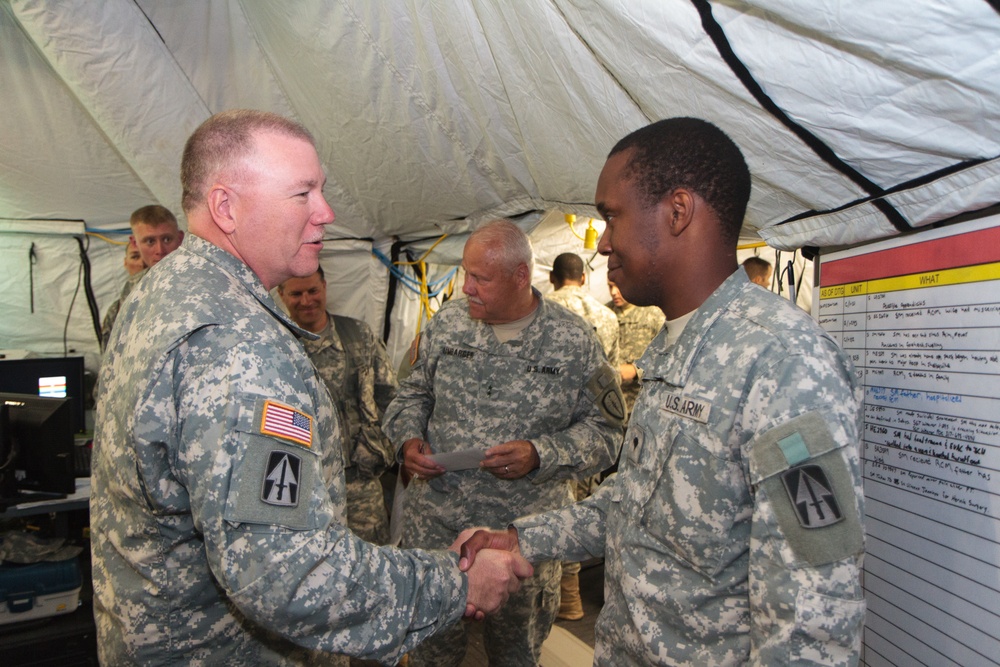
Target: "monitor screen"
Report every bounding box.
[0,393,76,503]
[0,356,86,433]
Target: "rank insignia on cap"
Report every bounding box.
[781,464,843,529]
[260,400,313,447]
[262,451,301,507]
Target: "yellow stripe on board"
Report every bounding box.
[820,261,1000,300]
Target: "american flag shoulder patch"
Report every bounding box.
[260,400,313,447]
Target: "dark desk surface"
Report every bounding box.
[0,478,90,519]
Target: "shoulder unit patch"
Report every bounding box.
[781,464,843,528]
[261,451,301,507]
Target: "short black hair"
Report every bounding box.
[609,118,751,244]
[551,252,584,282]
[742,256,772,282]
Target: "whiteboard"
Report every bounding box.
[816,214,1000,667]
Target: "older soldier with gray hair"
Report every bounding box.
[91,109,532,666]
[459,118,866,666]
[383,219,625,667]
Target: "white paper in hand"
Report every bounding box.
[426,449,486,471]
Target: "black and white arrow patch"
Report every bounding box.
[261,451,301,507]
[781,464,843,529]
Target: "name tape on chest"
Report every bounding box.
[259,400,313,447]
[660,392,711,423]
[442,344,474,359]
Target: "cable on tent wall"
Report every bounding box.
[373,238,458,345]
[382,240,404,345]
[75,236,103,350]
[28,243,36,314]
[64,253,84,356]
[690,0,912,234]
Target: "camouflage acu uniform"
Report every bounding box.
[382,292,624,667]
[515,270,866,666]
[608,300,664,416]
[100,268,146,352]
[547,284,620,366]
[92,236,467,666]
[302,313,397,545]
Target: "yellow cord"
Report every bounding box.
[87,231,129,245]
[396,233,448,266]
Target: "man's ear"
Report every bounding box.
[664,188,695,237]
[207,185,236,235]
[515,262,531,288]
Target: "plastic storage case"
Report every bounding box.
[0,558,82,625]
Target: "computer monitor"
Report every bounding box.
[0,356,87,433]
[0,393,76,506]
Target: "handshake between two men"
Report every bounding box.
[449,526,526,620]
[406,437,546,619]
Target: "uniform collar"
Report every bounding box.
[466,287,549,356]
[183,235,320,341]
[308,313,343,351]
[641,268,751,387]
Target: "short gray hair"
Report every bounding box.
[467,219,534,276]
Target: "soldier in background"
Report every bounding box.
[458,118,866,666]
[606,279,664,419]
[384,219,624,667]
[100,205,183,351]
[100,238,146,351]
[278,267,397,545]
[547,252,620,366]
[545,251,623,620]
[743,255,773,288]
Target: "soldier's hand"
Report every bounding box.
[463,547,533,618]
[619,361,638,385]
[353,435,390,480]
[458,526,521,571]
[401,438,446,482]
[481,440,539,480]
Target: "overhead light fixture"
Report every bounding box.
[565,213,599,250]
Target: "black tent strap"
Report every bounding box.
[383,240,404,345]
[75,236,103,347]
[691,0,911,233]
[29,243,36,314]
[776,155,995,226]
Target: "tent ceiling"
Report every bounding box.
[1,0,998,250]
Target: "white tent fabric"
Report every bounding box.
[1,0,997,372]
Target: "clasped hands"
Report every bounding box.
[401,438,540,482]
[402,439,536,618]
[448,526,527,619]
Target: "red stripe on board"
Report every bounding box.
[820,226,1000,286]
